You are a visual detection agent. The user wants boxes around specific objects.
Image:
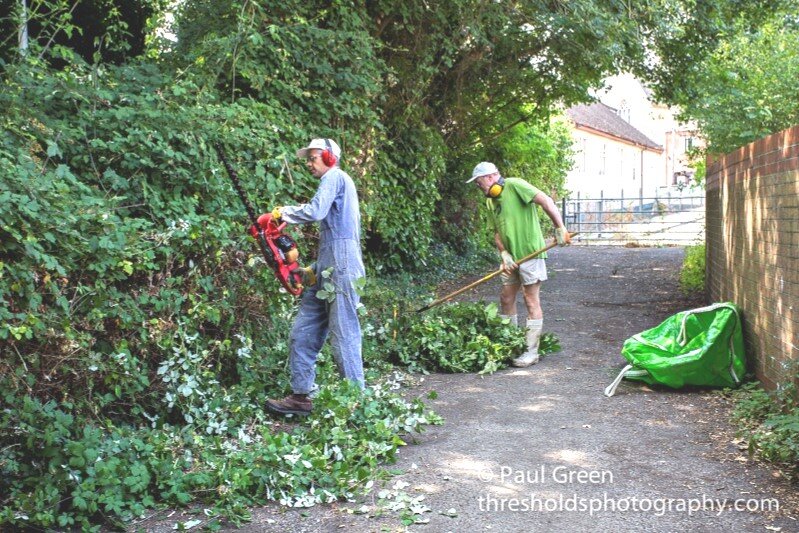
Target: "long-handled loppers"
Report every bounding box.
[415,232,579,313]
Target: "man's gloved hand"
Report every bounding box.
[500,250,517,272]
[300,266,317,286]
[271,206,283,222]
[556,227,571,246]
[249,224,259,238]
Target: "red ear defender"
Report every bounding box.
[321,138,337,167]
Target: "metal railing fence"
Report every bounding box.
[561,189,705,245]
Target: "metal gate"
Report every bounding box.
[561,189,705,245]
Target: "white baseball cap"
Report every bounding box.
[466,161,498,183]
[296,138,342,160]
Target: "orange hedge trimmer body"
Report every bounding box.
[215,144,303,295]
[248,213,303,295]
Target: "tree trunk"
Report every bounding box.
[18,0,29,54]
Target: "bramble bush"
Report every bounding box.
[382,302,561,375]
[0,374,441,530]
[730,376,799,479]
[0,53,432,528]
[390,303,525,374]
[680,244,706,295]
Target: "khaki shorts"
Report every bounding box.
[501,258,547,286]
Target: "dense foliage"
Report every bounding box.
[684,18,799,153]
[636,0,799,153]
[1,375,441,529]
[731,378,799,479]
[167,0,645,264]
[0,0,633,414]
[388,302,561,375]
[679,244,706,295]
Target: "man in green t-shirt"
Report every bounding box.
[466,162,571,367]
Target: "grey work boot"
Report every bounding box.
[512,318,543,367]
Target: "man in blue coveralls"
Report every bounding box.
[265,138,365,416]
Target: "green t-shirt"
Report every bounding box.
[486,177,547,260]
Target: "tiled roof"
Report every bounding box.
[566,102,662,151]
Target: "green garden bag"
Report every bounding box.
[604,303,746,397]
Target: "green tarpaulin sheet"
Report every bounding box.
[605,303,746,397]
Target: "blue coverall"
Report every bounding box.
[280,167,365,393]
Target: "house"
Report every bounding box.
[565,101,663,198]
[563,73,702,199]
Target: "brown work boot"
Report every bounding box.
[266,394,312,416]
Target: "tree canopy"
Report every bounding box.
[633,0,799,153]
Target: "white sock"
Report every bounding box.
[500,314,518,327]
[526,318,543,353]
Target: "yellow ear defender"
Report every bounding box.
[486,176,505,198]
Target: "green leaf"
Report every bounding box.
[46,141,60,158]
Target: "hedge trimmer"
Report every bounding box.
[215,144,304,295]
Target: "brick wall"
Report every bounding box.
[705,125,799,390]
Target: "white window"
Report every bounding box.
[618,100,631,123]
[580,138,587,172]
[599,144,606,175]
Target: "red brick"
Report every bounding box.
[782,125,799,146]
[706,125,799,391]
